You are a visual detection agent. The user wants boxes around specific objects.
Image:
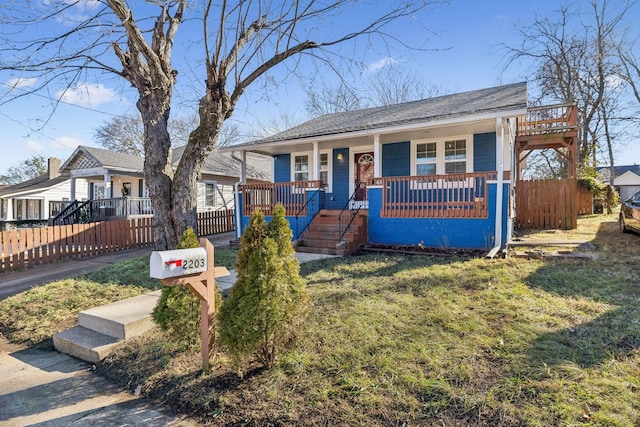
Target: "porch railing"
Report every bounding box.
[517,103,578,137]
[49,200,73,218]
[241,180,322,216]
[369,172,496,218]
[126,197,153,216]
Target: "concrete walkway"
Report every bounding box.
[0,337,198,426]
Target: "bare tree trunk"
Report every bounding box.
[137,93,176,249]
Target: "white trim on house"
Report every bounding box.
[290,151,313,183]
[320,149,333,193]
[288,149,333,193]
[410,134,474,176]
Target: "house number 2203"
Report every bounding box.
[183,258,206,269]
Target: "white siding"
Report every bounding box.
[196,181,235,211]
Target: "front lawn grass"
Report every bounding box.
[0,247,239,348]
[1,217,639,425]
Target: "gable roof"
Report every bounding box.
[171,146,271,181]
[0,175,69,197]
[597,164,640,182]
[232,82,528,149]
[60,145,145,174]
[60,145,270,181]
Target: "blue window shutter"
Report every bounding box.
[473,133,496,172]
[382,141,410,177]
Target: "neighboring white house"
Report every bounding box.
[0,158,89,229]
[56,145,271,220]
[598,165,640,200]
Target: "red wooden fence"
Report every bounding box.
[515,179,578,230]
[197,209,235,236]
[0,218,154,273]
[0,209,235,273]
[576,184,594,215]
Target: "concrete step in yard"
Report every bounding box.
[53,290,162,364]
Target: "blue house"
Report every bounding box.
[228,82,578,255]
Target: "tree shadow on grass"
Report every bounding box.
[523,219,640,368]
[301,252,475,284]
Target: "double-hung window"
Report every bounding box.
[204,182,216,208]
[319,153,329,187]
[27,200,41,219]
[293,155,309,182]
[416,142,437,175]
[444,139,467,174]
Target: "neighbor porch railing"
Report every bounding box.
[240,180,323,216]
[49,200,73,218]
[516,103,578,137]
[369,172,496,218]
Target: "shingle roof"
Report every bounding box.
[60,145,270,181]
[171,146,271,181]
[81,146,145,171]
[0,175,69,197]
[241,82,528,146]
[597,164,640,180]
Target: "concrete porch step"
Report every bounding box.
[53,290,162,363]
[53,326,120,364]
[295,245,338,255]
[78,291,161,339]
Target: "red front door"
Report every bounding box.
[355,152,374,201]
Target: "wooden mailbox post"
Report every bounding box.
[150,238,230,373]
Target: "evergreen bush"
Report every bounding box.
[218,205,311,369]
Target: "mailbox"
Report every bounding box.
[150,247,208,279]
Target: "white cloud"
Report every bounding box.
[57,83,117,107]
[366,57,400,73]
[25,140,44,152]
[6,77,38,89]
[53,136,84,150]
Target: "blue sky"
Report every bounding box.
[1,0,639,175]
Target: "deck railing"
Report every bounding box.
[126,197,153,216]
[49,200,73,218]
[517,103,578,137]
[240,180,323,216]
[369,172,496,218]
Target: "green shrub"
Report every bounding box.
[152,228,222,349]
[218,205,311,369]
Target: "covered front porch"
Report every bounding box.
[238,170,504,251]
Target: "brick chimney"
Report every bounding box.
[48,157,61,180]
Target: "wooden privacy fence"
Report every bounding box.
[1,209,236,273]
[516,179,578,230]
[1,218,154,273]
[197,209,235,236]
[576,184,594,215]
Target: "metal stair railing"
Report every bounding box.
[338,182,366,242]
[294,189,323,240]
[48,200,79,226]
[61,199,93,225]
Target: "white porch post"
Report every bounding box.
[104,173,112,198]
[6,199,14,221]
[240,151,247,184]
[494,117,505,250]
[70,177,77,200]
[312,141,320,182]
[373,134,381,178]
